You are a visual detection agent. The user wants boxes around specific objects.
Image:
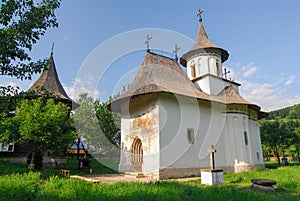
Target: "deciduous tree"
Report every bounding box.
[260,119,296,165]
[0,98,76,155]
[0,0,60,80]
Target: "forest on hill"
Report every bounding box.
[267,104,300,120]
[260,104,300,164]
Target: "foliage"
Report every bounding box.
[267,104,300,120]
[72,93,105,153]
[260,104,300,163]
[0,0,60,80]
[260,120,296,165]
[72,93,120,154]
[0,86,59,123]
[27,147,43,170]
[95,96,121,147]
[0,98,76,155]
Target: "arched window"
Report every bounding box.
[132,138,143,165]
[208,57,216,75]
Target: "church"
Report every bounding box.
[110,13,267,179]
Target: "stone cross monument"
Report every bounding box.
[208,144,217,169]
[201,144,224,185]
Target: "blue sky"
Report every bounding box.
[2,0,300,112]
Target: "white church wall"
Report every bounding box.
[157,93,230,177]
[248,118,264,166]
[223,110,265,173]
[225,113,251,172]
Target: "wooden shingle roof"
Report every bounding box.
[110,52,267,118]
[180,21,229,66]
[28,53,77,108]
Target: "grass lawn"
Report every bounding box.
[0,157,299,201]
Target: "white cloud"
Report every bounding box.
[284,76,296,86]
[229,64,300,112]
[239,80,300,111]
[63,78,100,101]
[241,63,257,78]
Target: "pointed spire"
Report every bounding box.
[28,52,76,107]
[51,42,54,56]
[191,20,217,50]
[180,11,229,67]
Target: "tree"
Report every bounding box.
[0,98,76,155]
[72,93,121,155]
[294,127,300,162]
[72,93,103,154]
[96,96,120,147]
[0,0,60,80]
[260,119,295,165]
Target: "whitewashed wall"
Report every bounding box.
[119,104,160,175]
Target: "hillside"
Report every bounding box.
[266,104,300,120]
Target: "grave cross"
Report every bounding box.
[208,144,217,169]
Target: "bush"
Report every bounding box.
[27,148,43,170]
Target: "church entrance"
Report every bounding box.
[131,138,143,172]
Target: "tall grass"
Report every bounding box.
[0,157,299,201]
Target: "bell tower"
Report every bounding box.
[180,10,240,95]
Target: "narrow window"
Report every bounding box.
[191,64,196,78]
[244,131,249,145]
[216,60,220,76]
[256,152,260,160]
[187,128,195,144]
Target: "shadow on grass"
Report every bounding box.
[265,161,300,169]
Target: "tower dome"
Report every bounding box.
[180,19,229,67]
[179,11,238,95]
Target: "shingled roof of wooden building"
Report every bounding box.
[28,53,77,108]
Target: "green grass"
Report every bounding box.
[0,157,299,201]
[0,156,118,178]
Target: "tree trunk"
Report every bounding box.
[276,154,281,166]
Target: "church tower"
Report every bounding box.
[28,51,78,109]
[180,12,240,95]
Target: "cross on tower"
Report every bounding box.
[172,44,181,60]
[197,9,204,22]
[223,68,231,80]
[208,144,217,169]
[145,34,152,52]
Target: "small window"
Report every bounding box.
[244,131,249,146]
[187,128,195,144]
[216,60,220,76]
[256,152,260,160]
[0,143,14,152]
[191,64,196,78]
